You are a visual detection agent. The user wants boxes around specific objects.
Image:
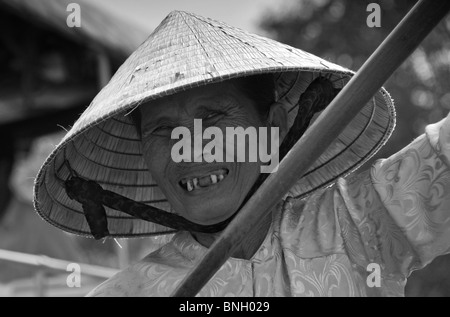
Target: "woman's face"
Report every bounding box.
[140,81,282,225]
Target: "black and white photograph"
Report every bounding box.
[0,0,450,299]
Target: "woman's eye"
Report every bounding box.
[204,112,224,121]
[150,126,172,136]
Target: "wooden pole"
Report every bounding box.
[172,0,450,297]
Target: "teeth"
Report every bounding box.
[187,180,193,192]
[181,170,228,191]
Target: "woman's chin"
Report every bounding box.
[185,206,238,226]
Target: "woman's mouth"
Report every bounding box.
[179,168,229,192]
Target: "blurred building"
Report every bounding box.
[0,0,149,296]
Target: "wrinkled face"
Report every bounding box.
[140,81,277,225]
[141,82,265,225]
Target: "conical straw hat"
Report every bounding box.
[33,11,395,238]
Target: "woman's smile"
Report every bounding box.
[179,168,229,192]
[138,78,287,226]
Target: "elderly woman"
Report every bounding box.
[34,11,450,297]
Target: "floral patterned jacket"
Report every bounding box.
[88,114,450,297]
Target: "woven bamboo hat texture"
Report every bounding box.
[34,11,395,238]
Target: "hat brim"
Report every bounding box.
[33,11,395,238]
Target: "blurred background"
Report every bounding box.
[0,0,449,296]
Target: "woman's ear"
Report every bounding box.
[267,102,288,142]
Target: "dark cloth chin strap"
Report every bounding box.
[64,77,339,240]
[65,177,232,239]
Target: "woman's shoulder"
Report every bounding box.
[273,187,346,258]
[86,263,152,297]
[86,232,201,297]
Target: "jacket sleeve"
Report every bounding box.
[336,112,450,283]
